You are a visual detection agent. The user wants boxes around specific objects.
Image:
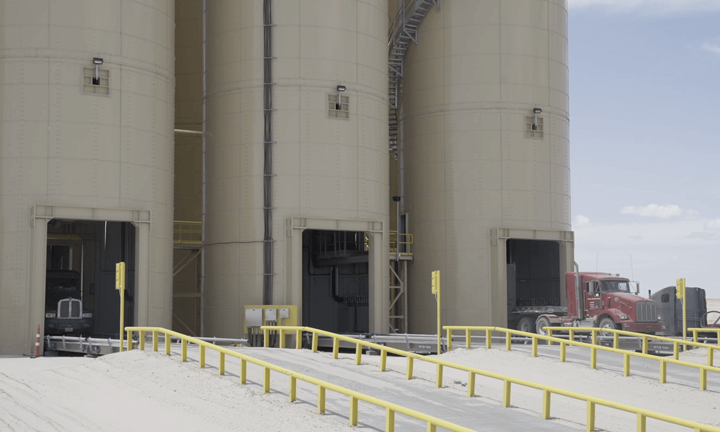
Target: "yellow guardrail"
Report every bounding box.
[389,230,413,256]
[124,327,474,432]
[261,326,720,432]
[690,327,720,345]
[173,220,202,244]
[445,326,720,391]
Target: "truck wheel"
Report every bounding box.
[536,317,551,336]
[598,317,617,336]
[517,317,536,334]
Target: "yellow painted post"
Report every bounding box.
[115,262,126,352]
[165,333,171,356]
[386,408,395,432]
[279,329,285,348]
[380,350,387,372]
[693,330,699,344]
[263,367,270,393]
[506,331,512,351]
[296,329,302,349]
[532,337,538,357]
[406,357,414,380]
[677,278,687,350]
[613,332,619,349]
[447,329,453,351]
[502,380,511,407]
[708,347,714,367]
[700,369,707,391]
[127,330,132,351]
[637,413,646,432]
[332,338,339,359]
[240,359,247,384]
[139,331,145,351]
[152,331,158,352]
[586,401,596,432]
[318,386,326,413]
[312,332,319,352]
[624,353,630,377]
[349,396,358,426]
[355,343,362,365]
[466,329,471,349]
[436,364,443,388]
[591,330,597,346]
[431,270,442,355]
[659,361,666,383]
[289,376,296,402]
[560,342,567,362]
[467,372,475,397]
[548,329,553,345]
[219,352,225,375]
[427,423,437,432]
[591,347,597,369]
[182,339,188,362]
[673,342,679,360]
[642,336,648,355]
[486,329,492,349]
[542,390,551,420]
[569,329,574,341]
[200,346,206,368]
[263,328,269,348]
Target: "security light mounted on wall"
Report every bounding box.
[336,85,346,110]
[92,58,104,85]
[532,108,542,130]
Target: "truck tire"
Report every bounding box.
[517,317,536,334]
[536,316,551,336]
[598,317,617,336]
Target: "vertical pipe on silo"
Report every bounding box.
[262,0,274,305]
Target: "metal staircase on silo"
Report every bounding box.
[387,0,440,160]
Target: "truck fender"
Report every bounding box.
[537,314,563,325]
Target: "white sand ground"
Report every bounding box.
[1,301,718,432]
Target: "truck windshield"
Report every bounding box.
[601,280,632,293]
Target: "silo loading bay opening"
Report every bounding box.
[506,239,561,330]
[302,230,369,334]
[45,220,136,340]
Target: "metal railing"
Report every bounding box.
[261,326,720,432]
[173,221,201,244]
[445,326,720,392]
[389,230,413,256]
[690,327,720,345]
[124,327,474,432]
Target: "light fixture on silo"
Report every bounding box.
[92,58,104,85]
[336,85,346,110]
[532,108,542,130]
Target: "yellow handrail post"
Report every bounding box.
[700,369,707,391]
[355,343,362,365]
[466,329,471,349]
[560,342,566,362]
[200,345,206,368]
[279,329,285,348]
[591,330,597,346]
[709,348,714,367]
[219,352,225,375]
[485,329,492,349]
[624,353,630,377]
[642,336,648,354]
[296,329,302,349]
[386,408,395,432]
[431,270,442,354]
[427,423,437,432]
[637,413,647,432]
[436,364,443,388]
[693,330,699,343]
[289,376,297,402]
[447,329,453,351]
[115,262,126,352]
[264,328,269,348]
[532,336,538,357]
[139,330,145,351]
[263,366,270,393]
[569,329,575,341]
[660,361,666,383]
[548,329,553,345]
[332,338,340,359]
[182,339,188,362]
[165,332,171,356]
[467,372,475,397]
[542,389,551,420]
[502,380,511,407]
[406,357,414,380]
[240,359,247,384]
[613,332,619,349]
[312,332,319,352]
[673,341,679,360]
[590,347,597,369]
[586,401,596,432]
[318,386,326,413]
[126,330,133,351]
[505,330,512,351]
[350,396,359,426]
[677,278,687,351]
[152,330,158,352]
[380,350,387,372]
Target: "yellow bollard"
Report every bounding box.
[709,348,715,367]
[263,367,270,393]
[355,344,362,365]
[406,357,414,380]
[263,328,269,348]
[548,329,553,346]
[624,353,630,377]
[165,333,171,356]
[486,329,492,349]
[200,345,206,368]
[542,390,551,420]
[532,337,538,357]
[590,347,597,369]
[182,339,188,362]
[637,413,646,432]
[569,329,575,341]
[152,330,158,352]
[318,386,326,413]
[296,329,302,350]
[659,361,666,383]
[349,396,358,426]
[467,372,475,397]
[332,338,339,359]
[447,329,453,351]
[279,329,285,348]
[127,331,133,351]
[380,350,387,372]
[241,359,247,384]
[613,332,619,349]
[427,423,437,432]
[219,352,225,375]
[673,342,679,360]
[312,332,319,352]
[386,408,395,432]
[591,330,597,346]
[140,331,145,351]
[436,364,443,388]
[289,376,296,402]
[700,369,707,391]
[586,401,596,432]
[502,380,511,407]
[506,331,512,351]
[560,342,566,362]
[466,329,471,349]
[642,336,648,354]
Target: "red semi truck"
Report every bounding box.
[513,266,666,335]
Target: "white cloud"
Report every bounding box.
[704,219,720,231]
[575,215,591,227]
[569,0,720,13]
[702,42,720,55]
[620,204,697,219]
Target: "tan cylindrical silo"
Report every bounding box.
[399,0,573,334]
[204,0,389,337]
[0,0,175,354]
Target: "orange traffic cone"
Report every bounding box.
[32,325,41,358]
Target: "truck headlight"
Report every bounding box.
[45,313,56,318]
[82,313,93,318]
[619,314,629,320]
[658,316,662,321]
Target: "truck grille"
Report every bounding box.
[58,298,82,319]
[636,301,657,323]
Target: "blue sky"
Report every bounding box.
[568,0,720,299]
